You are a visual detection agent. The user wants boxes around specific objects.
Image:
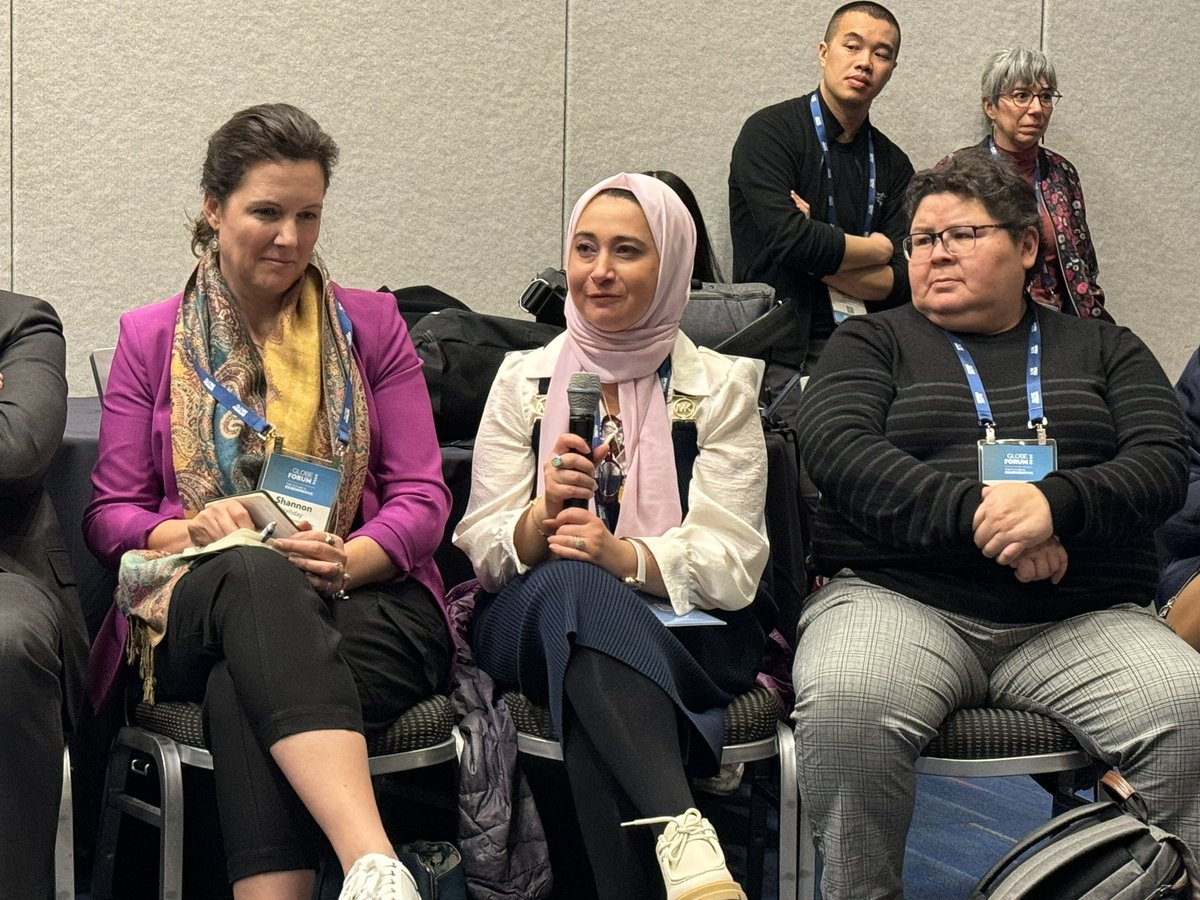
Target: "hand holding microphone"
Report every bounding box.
[563,372,602,509]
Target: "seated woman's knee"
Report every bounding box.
[196,546,318,611]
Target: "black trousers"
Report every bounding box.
[154,547,451,883]
[0,575,65,900]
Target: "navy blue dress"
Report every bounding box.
[469,425,764,774]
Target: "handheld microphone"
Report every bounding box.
[565,372,602,509]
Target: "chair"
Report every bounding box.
[55,745,74,900]
[504,686,800,900]
[90,694,458,900]
[89,347,116,397]
[796,706,1098,899]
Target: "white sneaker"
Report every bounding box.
[622,808,747,900]
[338,853,421,900]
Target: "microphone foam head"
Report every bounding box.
[567,371,602,417]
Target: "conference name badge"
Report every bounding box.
[257,442,342,532]
[977,439,1057,485]
[829,288,867,324]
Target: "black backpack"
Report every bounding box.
[410,309,563,442]
[969,770,1200,899]
[381,284,471,331]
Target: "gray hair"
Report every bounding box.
[981,47,1057,103]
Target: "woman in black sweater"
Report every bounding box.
[792,150,1200,900]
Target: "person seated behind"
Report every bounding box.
[0,295,88,900]
[454,173,768,899]
[642,169,726,284]
[937,47,1112,322]
[1156,344,1200,648]
[84,104,452,900]
[791,150,1200,899]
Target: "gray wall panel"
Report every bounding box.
[14,2,565,393]
[566,2,1041,285]
[1046,0,1200,379]
[7,2,1196,390]
[566,1,805,279]
[0,9,9,290]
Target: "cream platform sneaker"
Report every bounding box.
[338,853,421,900]
[622,808,748,900]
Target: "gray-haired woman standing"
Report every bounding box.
[939,47,1113,322]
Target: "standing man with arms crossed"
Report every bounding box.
[729,2,913,382]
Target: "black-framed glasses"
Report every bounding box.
[1002,88,1062,108]
[902,224,1013,261]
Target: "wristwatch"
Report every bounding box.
[623,538,647,591]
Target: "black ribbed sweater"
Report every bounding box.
[797,303,1187,623]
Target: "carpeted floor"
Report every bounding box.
[707,768,1062,900]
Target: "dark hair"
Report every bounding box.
[191,103,340,256]
[642,170,725,283]
[596,187,638,204]
[905,149,1039,245]
[824,2,901,58]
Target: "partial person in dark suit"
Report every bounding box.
[0,292,88,900]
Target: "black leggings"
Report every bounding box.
[153,547,451,883]
[561,646,697,898]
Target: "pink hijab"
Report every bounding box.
[537,172,697,537]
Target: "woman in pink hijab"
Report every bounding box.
[455,173,769,899]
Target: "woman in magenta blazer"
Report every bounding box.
[85,104,450,900]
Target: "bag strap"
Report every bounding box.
[969,800,1127,896]
[973,771,1200,899]
[1164,833,1200,900]
[1101,770,1200,900]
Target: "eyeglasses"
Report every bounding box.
[1001,88,1062,108]
[902,224,1013,261]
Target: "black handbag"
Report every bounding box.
[398,841,467,900]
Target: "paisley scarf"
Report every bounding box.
[119,246,370,699]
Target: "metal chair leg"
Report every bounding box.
[776,721,802,900]
[54,746,74,900]
[90,727,187,900]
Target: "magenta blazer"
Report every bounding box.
[84,285,451,702]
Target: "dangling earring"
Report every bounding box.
[208,233,220,255]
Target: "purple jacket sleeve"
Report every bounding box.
[83,302,180,569]
[338,287,451,577]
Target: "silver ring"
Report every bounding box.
[324,534,337,547]
[551,455,564,469]
[337,562,345,575]
[573,537,585,551]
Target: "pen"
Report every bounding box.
[259,521,277,542]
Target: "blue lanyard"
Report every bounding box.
[943,311,1047,442]
[192,300,357,446]
[809,93,876,236]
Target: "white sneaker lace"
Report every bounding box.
[339,853,419,900]
[621,808,721,869]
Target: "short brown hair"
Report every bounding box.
[191,103,339,256]
[905,149,1038,243]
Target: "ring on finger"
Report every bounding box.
[573,537,585,551]
[337,562,345,575]
[551,455,564,469]
[324,533,337,547]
